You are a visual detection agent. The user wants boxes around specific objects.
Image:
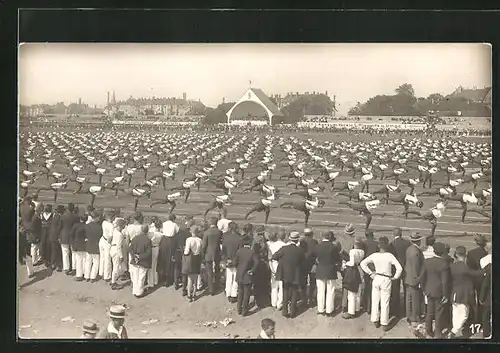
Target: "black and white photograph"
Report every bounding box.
[17,42,492,340]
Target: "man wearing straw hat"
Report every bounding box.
[79,320,99,339]
[404,232,425,327]
[96,305,128,339]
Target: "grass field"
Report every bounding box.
[17,129,491,339]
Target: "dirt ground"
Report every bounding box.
[17,130,491,339]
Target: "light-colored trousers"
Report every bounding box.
[110,247,124,284]
[61,244,72,271]
[30,244,41,264]
[197,274,203,290]
[348,285,363,315]
[84,253,100,280]
[25,256,34,276]
[451,303,469,335]
[316,279,336,314]
[71,246,77,270]
[225,267,238,298]
[129,263,147,296]
[147,247,159,288]
[98,238,112,280]
[371,275,392,326]
[73,251,86,278]
[271,276,283,309]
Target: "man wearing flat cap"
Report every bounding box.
[420,242,451,338]
[404,232,425,327]
[272,231,305,318]
[96,305,128,339]
[448,246,485,338]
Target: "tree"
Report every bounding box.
[201,102,234,125]
[395,83,415,97]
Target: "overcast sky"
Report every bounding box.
[19,43,491,114]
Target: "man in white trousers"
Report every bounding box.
[360,236,403,332]
[129,224,152,298]
[84,212,102,282]
[221,222,242,303]
[314,231,341,316]
[110,218,126,290]
[267,229,286,310]
[99,211,115,282]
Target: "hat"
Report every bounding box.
[474,234,487,246]
[433,242,446,255]
[344,224,355,236]
[409,232,423,242]
[454,246,467,257]
[289,231,300,242]
[109,305,126,319]
[82,320,99,334]
[304,228,313,235]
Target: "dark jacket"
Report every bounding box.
[421,256,451,299]
[41,212,53,229]
[314,240,341,280]
[70,222,87,252]
[252,233,269,261]
[300,236,318,274]
[234,246,259,284]
[479,263,491,306]
[221,231,242,267]
[466,247,488,271]
[174,227,190,261]
[202,226,222,262]
[342,265,362,292]
[20,202,36,230]
[390,237,410,269]
[84,222,102,254]
[49,213,63,242]
[29,216,42,244]
[404,244,425,286]
[272,243,305,285]
[60,211,80,245]
[362,238,378,272]
[450,261,483,305]
[129,234,152,269]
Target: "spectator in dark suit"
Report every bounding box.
[252,226,271,309]
[60,203,79,275]
[40,204,54,266]
[49,205,65,271]
[202,217,222,295]
[174,216,193,295]
[404,232,425,327]
[222,221,242,303]
[314,231,341,316]
[389,227,410,318]
[70,214,88,281]
[466,234,488,323]
[272,231,305,318]
[479,260,491,338]
[420,242,451,338]
[448,246,484,338]
[362,229,378,313]
[234,236,259,316]
[300,228,318,308]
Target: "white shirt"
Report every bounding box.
[423,246,436,259]
[110,228,125,258]
[101,220,114,242]
[124,223,142,243]
[217,218,231,233]
[267,240,286,274]
[162,220,179,237]
[148,225,164,247]
[360,252,403,278]
[184,236,202,255]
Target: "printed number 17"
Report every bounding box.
[470,324,482,334]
